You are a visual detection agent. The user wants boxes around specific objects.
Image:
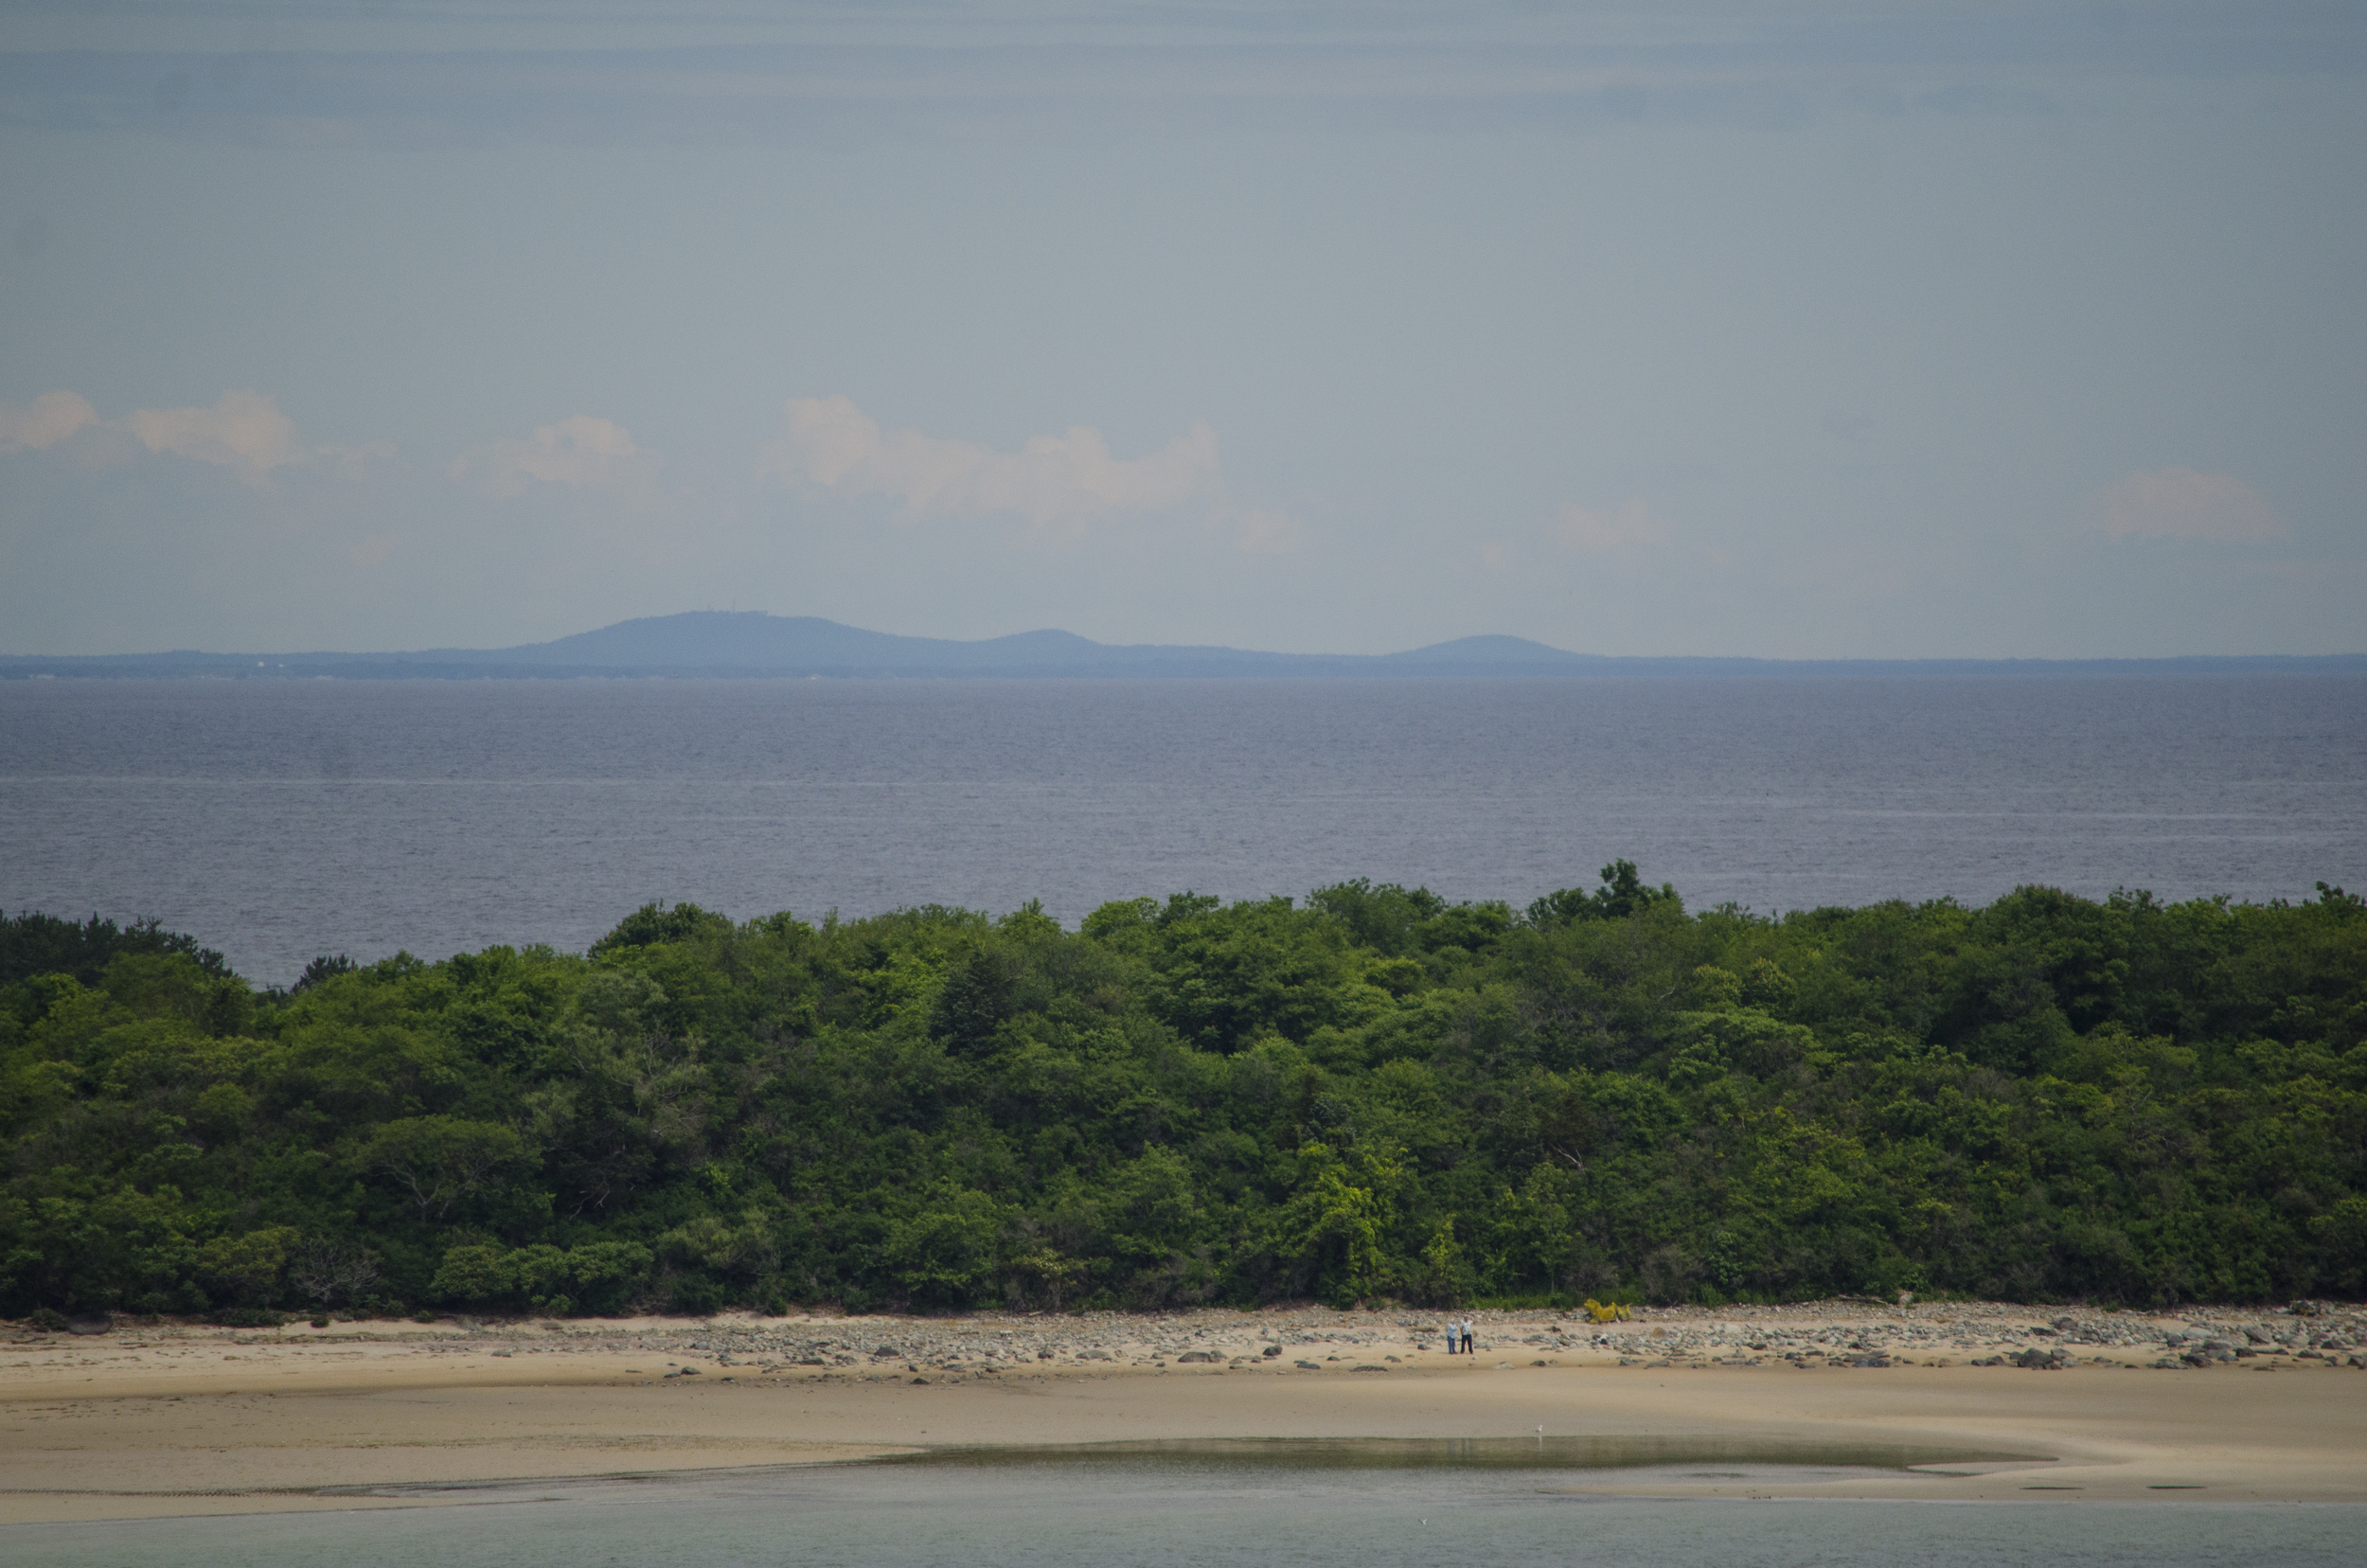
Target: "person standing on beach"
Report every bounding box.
[1462,1321,1475,1355]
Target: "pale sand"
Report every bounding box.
[4,1302,2361,1523]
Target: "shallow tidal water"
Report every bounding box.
[7,1441,2362,1568]
[3,673,2363,984]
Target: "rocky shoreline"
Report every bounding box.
[16,1298,2356,1386]
[8,1296,2367,1524]
[651,1298,2367,1381]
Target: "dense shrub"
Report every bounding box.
[3,876,2362,1316]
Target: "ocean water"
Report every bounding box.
[6,1444,2362,1568]
[2,674,2363,985]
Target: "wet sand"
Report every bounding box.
[5,1300,2361,1523]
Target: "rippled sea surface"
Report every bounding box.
[7,1446,2363,1568]
[3,675,2362,984]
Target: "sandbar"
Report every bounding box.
[4,1300,2360,1523]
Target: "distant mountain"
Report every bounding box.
[485,615,1115,674]
[5,612,2363,680]
[1380,634,1589,667]
[483,615,1606,676]
[0,613,1615,680]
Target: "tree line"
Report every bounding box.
[3,864,2362,1321]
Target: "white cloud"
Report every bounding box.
[757,394,1250,541]
[1548,498,1667,553]
[0,391,99,451]
[2,389,379,483]
[2090,467,2286,544]
[450,416,654,497]
[119,389,309,477]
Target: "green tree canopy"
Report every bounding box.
[3,874,2361,1318]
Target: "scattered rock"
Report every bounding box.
[160,1297,2346,1388]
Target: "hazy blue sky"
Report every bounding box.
[3,2,2361,657]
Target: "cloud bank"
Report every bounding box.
[0,391,98,451]
[0,388,370,480]
[6,378,2343,658]
[451,416,654,497]
[119,388,308,477]
[758,395,1290,548]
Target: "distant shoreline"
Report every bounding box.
[9,657,2366,683]
[6,611,2361,681]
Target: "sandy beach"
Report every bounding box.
[5,1300,2361,1524]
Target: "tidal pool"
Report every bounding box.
[9,1438,2361,1568]
[880,1434,2044,1473]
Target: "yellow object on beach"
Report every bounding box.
[1581,1298,1630,1323]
